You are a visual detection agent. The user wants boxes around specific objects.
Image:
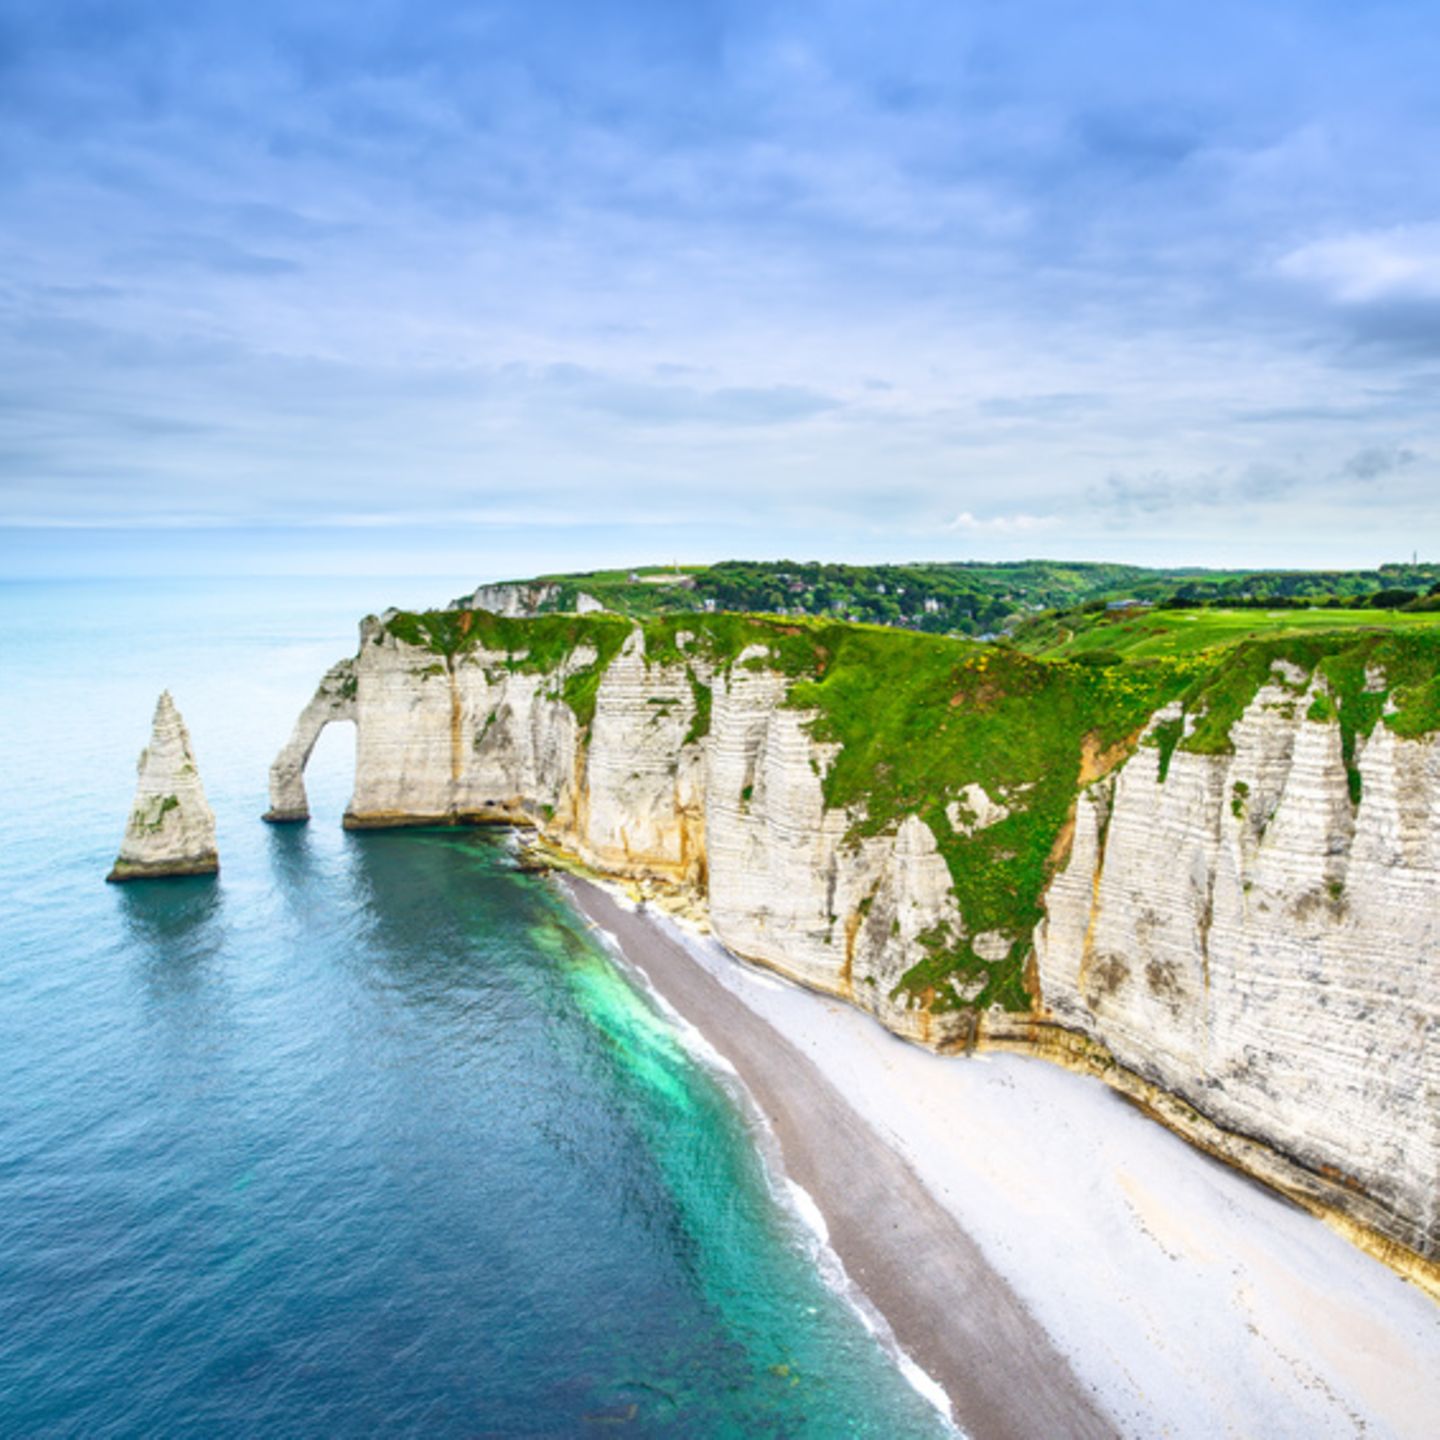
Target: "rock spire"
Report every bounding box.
[107,691,219,882]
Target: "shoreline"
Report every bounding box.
[353,816,1438,1296]
[561,874,1440,1440]
[563,876,1114,1440]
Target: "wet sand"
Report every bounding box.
[564,877,1114,1440]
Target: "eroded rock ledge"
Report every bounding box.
[270,609,1440,1293]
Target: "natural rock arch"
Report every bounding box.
[263,660,357,822]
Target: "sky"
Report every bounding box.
[3,0,1439,579]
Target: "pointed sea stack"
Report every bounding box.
[107,692,219,882]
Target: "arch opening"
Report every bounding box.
[262,659,359,823]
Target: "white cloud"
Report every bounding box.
[1279,224,1440,304]
[946,511,1056,532]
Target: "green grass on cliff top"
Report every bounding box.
[1017,604,1440,661]
[786,628,1203,1012]
[382,606,1440,1017]
[380,607,830,727]
[1163,628,1440,805]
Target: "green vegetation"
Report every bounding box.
[684,672,713,745]
[638,612,833,677]
[1142,629,1440,803]
[384,608,633,728]
[1149,715,1184,782]
[1142,563,1440,608]
[460,557,1440,640]
[473,710,497,750]
[1015,602,1440,663]
[134,794,180,833]
[785,627,1200,1012]
[467,559,1158,635]
[384,607,629,667]
[384,600,1440,1020]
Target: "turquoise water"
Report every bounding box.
[0,579,949,1438]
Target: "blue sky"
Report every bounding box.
[3,0,1439,577]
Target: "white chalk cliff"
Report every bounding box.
[109,692,218,881]
[272,616,1440,1288]
[1034,682,1440,1268]
[451,581,605,617]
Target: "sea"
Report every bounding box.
[0,577,951,1439]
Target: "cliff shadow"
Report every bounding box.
[332,826,542,1012]
[264,819,321,885]
[117,875,227,995]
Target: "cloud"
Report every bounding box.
[946,510,1056,532]
[1337,445,1418,482]
[1095,462,1300,515]
[1279,226,1440,305]
[1233,402,1382,426]
[1094,471,1191,514]
[1331,300,1440,360]
[1073,105,1206,177]
[1233,462,1302,502]
[1275,229,1440,357]
[3,3,1440,568]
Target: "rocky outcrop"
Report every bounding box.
[108,692,218,881]
[273,618,1440,1286]
[450,581,605,617]
[264,660,357,821]
[456,581,561,616]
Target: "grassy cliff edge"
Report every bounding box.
[381,606,1440,1020]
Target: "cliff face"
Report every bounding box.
[452,581,605,616]
[457,581,563,616]
[1036,679,1440,1264]
[272,613,1440,1281]
[273,617,976,1044]
[109,692,218,881]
